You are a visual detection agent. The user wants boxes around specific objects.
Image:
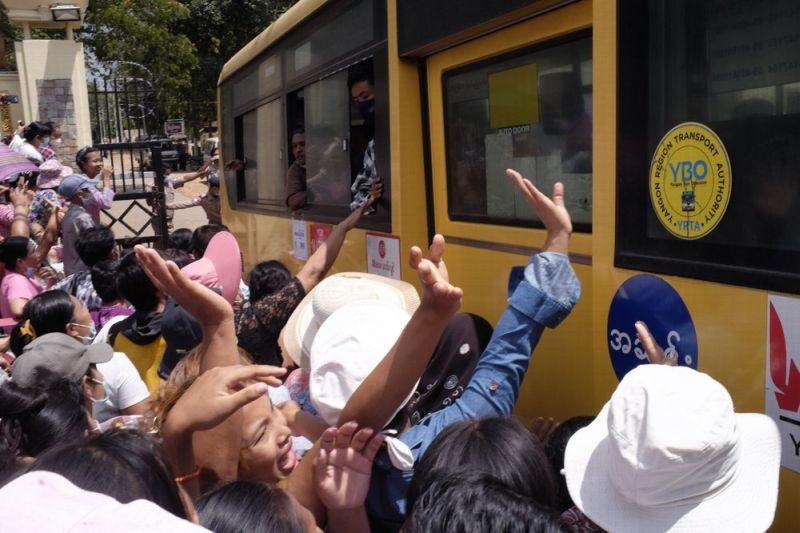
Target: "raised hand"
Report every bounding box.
[409,235,461,317]
[133,245,232,325]
[313,421,384,511]
[634,321,676,366]
[10,181,30,209]
[342,185,381,231]
[165,364,286,434]
[507,169,571,254]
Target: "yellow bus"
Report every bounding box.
[218,0,800,528]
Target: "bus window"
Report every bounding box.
[617,0,800,292]
[239,98,285,205]
[303,71,352,207]
[444,35,592,230]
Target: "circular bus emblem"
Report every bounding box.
[649,122,731,240]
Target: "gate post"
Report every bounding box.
[151,145,169,249]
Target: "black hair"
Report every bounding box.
[0,236,31,270]
[25,429,187,518]
[75,225,116,267]
[196,481,307,533]
[90,259,121,304]
[404,471,566,533]
[116,251,160,312]
[23,121,51,142]
[160,163,172,172]
[408,417,557,512]
[248,261,290,302]
[544,416,595,513]
[166,228,193,252]
[191,224,228,258]
[0,377,89,483]
[44,121,60,132]
[75,146,100,172]
[291,127,305,136]
[9,290,76,355]
[162,248,194,269]
[348,60,374,90]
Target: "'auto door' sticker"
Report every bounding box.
[649,122,731,239]
[607,274,698,381]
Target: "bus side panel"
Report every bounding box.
[443,243,595,422]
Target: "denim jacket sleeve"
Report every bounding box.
[366,252,580,527]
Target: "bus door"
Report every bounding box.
[416,0,596,421]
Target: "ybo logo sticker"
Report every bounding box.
[766,295,800,473]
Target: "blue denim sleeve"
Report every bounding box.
[366,253,580,526]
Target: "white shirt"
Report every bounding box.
[14,140,44,164]
[94,351,151,423]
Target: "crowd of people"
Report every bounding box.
[0,120,784,532]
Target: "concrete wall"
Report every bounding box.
[14,39,92,166]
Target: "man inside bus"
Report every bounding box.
[349,62,379,214]
[285,127,307,210]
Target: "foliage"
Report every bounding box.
[77,0,198,122]
[177,0,296,127]
[78,0,296,131]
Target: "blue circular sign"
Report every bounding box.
[607,274,698,381]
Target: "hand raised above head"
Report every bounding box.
[409,234,462,318]
[133,244,232,324]
[507,169,572,255]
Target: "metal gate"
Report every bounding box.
[87,62,169,248]
[93,141,169,249]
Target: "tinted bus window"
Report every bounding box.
[617,0,800,292]
[444,35,592,230]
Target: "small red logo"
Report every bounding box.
[769,303,800,413]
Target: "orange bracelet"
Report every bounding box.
[174,465,201,484]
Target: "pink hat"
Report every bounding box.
[36,159,73,189]
[180,231,242,303]
[0,471,209,532]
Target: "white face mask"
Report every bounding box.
[41,136,50,146]
[88,376,108,403]
[70,322,97,345]
[50,138,63,146]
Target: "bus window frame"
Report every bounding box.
[441,29,593,234]
[614,0,800,295]
[221,0,391,232]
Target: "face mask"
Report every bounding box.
[89,378,108,403]
[357,98,375,135]
[50,138,63,146]
[25,266,36,278]
[41,136,50,146]
[70,322,97,344]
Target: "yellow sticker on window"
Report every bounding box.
[649,122,732,240]
[488,64,539,129]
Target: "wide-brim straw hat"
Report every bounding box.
[564,365,780,533]
[280,272,419,371]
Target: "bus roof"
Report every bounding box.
[218,0,326,86]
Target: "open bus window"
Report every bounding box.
[617,0,800,292]
[443,34,592,231]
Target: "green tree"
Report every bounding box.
[178,0,296,129]
[77,0,198,123]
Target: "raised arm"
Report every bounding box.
[337,234,462,430]
[134,245,236,371]
[9,183,32,238]
[295,182,381,293]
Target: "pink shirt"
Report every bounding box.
[0,272,43,318]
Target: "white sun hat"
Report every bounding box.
[564,364,780,533]
[280,272,419,371]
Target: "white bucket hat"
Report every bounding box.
[564,365,780,533]
[280,272,420,370]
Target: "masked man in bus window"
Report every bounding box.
[348,63,378,214]
[285,128,307,210]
